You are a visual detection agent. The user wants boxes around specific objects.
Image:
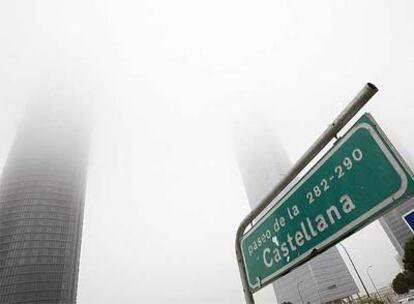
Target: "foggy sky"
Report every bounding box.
[1,1,414,303]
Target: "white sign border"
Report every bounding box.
[242,120,409,291]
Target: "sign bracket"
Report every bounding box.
[235,83,379,304]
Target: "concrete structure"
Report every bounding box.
[0,100,89,303]
[380,198,414,257]
[377,285,405,304]
[234,117,359,304]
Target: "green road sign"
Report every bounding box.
[241,113,414,292]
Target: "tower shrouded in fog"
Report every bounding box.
[0,99,89,303]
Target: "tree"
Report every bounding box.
[404,237,414,273]
[392,237,414,294]
[393,272,410,294]
[406,270,414,287]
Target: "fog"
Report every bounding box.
[1,1,414,303]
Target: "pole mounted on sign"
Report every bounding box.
[235,83,379,304]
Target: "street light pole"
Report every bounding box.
[367,265,381,299]
[297,281,304,304]
[338,243,371,299]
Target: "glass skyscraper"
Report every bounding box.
[0,100,89,303]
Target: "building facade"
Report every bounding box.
[377,136,414,259]
[272,247,359,304]
[233,117,359,304]
[380,198,414,258]
[0,100,89,303]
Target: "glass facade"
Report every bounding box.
[380,198,414,257]
[0,101,88,303]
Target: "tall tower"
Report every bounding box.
[233,115,359,304]
[0,99,89,303]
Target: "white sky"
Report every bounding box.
[0,1,414,303]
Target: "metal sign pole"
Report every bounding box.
[235,83,378,304]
